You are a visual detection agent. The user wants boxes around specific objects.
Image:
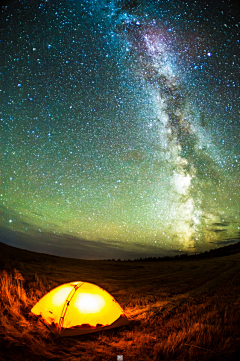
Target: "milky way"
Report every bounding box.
[1,0,239,259]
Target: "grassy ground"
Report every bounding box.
[0,242,240,361]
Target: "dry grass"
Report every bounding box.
[0,242,240,360]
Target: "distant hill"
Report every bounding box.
[0,239,239,267]
[131,241,240,262]
[0,240,91,271]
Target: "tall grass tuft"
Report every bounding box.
[0,269,59,360]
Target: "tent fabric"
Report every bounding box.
[31,281,129,336]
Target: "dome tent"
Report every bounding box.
[31,281,129,337]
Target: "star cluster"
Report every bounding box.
[1,0,239,259]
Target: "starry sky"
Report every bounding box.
[1,0,240,259]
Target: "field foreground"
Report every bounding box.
[0,241,240,361]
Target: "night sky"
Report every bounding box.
[1,0,239,259]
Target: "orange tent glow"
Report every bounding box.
[31,281,129,336]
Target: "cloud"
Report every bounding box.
[212,222,230,227]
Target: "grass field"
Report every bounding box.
[0,241,240,361]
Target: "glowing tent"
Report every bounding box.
[31,281,129,337]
